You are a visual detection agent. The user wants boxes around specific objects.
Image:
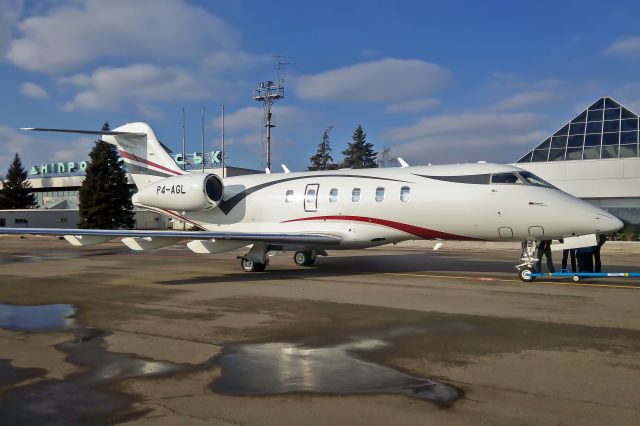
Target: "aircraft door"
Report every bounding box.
[304,184,319,212]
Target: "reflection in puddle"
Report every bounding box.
[0,304,76,332]
[212,339,463,405]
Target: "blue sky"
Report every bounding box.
[1,0,640,172]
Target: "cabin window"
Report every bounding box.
[329,188,338,202]
[285,190,294,203]
[305,188,316,204]
[375,187,385,202]
[14,218,28,224]
[352,188,361,202]
[400,186,411,202]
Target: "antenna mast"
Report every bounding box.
[254,55,289,171]
[201,106,205,173]
[221,105,225,178]
[181,108,186,171]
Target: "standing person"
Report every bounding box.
[593,234,607,273]
[559,239,576,272]
[576,246,594,272]
[536,240,555,273]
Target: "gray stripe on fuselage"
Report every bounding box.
[412,173,491,185]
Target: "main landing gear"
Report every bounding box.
[516,240,538,282]
[293,250,316,267]
[240,258,267,272]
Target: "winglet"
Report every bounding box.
[397,157,409,168]
[281,164,290,173]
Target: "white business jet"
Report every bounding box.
[3,122,622,280]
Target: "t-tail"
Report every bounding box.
[22,122,185,190]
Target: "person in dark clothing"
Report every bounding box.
[559,238,576,272]
[593,234,607,273]
[576,246,594,272]
[536,240,555,273]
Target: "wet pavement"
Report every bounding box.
[212,339,462,405]
[2,238,640,425]
[0,304,77,332]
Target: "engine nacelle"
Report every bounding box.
[134,173,223,212]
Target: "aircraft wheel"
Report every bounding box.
[294,251,315,266]
[519,268,535,282]
[240,258,266,272]
[572,275,580,282]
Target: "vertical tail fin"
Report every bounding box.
[22,122,184,190]
[102,122,184,189]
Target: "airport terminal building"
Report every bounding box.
[515,96,640,228]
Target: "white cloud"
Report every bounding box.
[294,58,451,102]
[605,37,640,55]
[0,0,22,56]
[491,91,560,111]
[19,82,48,99]
[382,112,547,164]
[384,98,439,114]
[0,125,38,171]
[59,64,215,111]
[50,137,94,163]
[7,0,241,73]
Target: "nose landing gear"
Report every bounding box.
[516,240,538,282]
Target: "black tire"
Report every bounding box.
[519,268,535,282]
[293,251,315,267]
[240,258,266,272]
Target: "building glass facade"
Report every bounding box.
[517,97,639,163]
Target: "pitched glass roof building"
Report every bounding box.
[514,96,640,226]
[517,97,639,163]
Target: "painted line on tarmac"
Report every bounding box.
[383,272,640,290]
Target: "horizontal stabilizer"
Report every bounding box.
[21,128,146,137]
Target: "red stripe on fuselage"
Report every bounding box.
[283,215,477,240]
[119,150,183,176]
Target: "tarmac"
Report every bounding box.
[1,235,640,425]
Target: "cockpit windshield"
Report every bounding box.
[517,171,556,188]
[490,171,557,189]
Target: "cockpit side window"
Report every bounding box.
[490,173,524,184]
[518,171,556,189]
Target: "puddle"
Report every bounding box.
[0,381,132,425]
[57,331,190,385]
[0,304,77,332]
[0,359,44,387]
[0,328,201,424]
[211,339,463,405]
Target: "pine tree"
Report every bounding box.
[342,125,378,169]
[0,153,37,209]
[78,122,135,229]
[308,125,339,171]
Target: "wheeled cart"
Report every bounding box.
[519,269,640,282]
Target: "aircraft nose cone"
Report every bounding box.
[596,213,623,234]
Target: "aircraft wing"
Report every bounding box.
[0,228,341,246]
